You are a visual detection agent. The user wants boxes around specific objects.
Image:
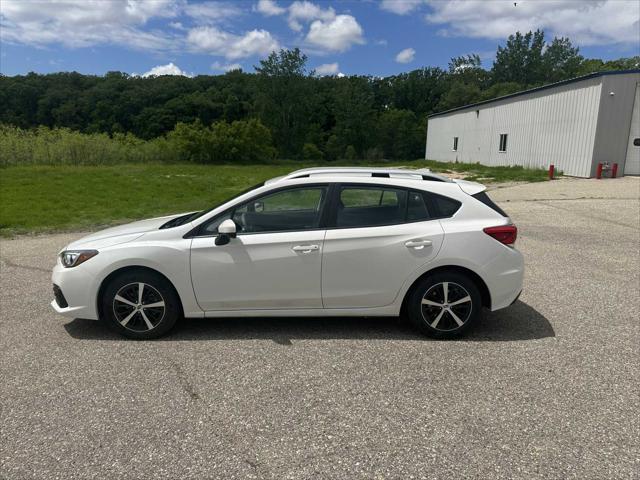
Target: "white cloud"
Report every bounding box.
[395,47,415,63]
[141,62,192,77]
[306,15,365,52]
[288,1,336,31]
[0,0,179,49]
[425,0,640,46]
[256,0,286,16]
[187,26,280,59]
[184,2,243,23]
[380,0,424,15]
[315,62,340,75]
[211,61,243,72]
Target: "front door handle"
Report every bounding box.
[405,239,433,249]
[292,244,319,253]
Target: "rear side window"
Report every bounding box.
[407,190,431,221]
[472,191,508,217]
[337,187,407,227]
[422,192,461,218]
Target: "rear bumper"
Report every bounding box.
[482,247,525,311]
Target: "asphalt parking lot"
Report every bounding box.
[1,177,638,479]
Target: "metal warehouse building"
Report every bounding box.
[425,70,640,177]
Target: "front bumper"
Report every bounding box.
[51,262,100,319]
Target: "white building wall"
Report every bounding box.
[425,77,603,177]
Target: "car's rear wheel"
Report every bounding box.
[407,271,482,339]
[101,270,180,339]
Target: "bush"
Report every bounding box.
[302,143,324,161]
[167,119,276,163]
[0,124,177,166]
[0,119,277,166]
[343,145,357,161]
[365,147,384,161]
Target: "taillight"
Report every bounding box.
[483,225,517,245]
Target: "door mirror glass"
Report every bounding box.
[253,201,264,212]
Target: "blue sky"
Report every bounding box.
[1,0,638,77]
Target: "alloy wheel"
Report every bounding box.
[112,282,166,332]
[420,281,473,331]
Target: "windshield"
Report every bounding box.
[161,181,265,228]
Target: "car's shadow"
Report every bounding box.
[64,300,554,343]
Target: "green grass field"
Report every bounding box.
[0,161,552,236]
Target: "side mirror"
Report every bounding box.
[215,219,237,246]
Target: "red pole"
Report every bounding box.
[612,163,618,178]
[548,164,555,180]
[596,163,603,179]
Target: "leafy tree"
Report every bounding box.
[377,109,423,160]
[542,37,584,82]
[344,145,357,161]
[437,81,481,111]
[254,48,312,158]
[330,76,376,158]
[302,142,323,161]
[492,30,546,85]
[448,54,482,73]
[479,82,523,101]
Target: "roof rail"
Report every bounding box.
[266,167,451,184]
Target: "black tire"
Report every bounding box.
[101,270,181,339]
[406,271,482,339]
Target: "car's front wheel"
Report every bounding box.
[101,270,181,339]
[407,271,482,339]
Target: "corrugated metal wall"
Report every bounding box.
[425,77,604,177]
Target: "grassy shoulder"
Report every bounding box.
[0,161,552,236]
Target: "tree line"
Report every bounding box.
[0,30,637,163]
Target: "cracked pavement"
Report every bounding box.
[1,177,639,479]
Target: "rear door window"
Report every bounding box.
[407,190,431,221]
[336,187,407,227]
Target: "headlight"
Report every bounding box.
[60,250,98,268]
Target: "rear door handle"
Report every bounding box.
[292,244,319,253]
[405,239,433,249]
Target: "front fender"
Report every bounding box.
[86,239,204,319]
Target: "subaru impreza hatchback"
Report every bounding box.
[51,167,523,339]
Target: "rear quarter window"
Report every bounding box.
[423,192,462,218]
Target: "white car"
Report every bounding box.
[51,167,523,339]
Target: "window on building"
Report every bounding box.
[452,137,459,151]
[499,134,508,152]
